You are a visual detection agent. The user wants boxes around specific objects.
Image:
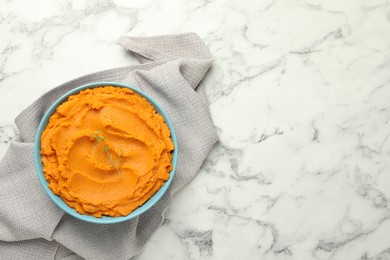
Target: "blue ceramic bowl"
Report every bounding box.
[34,82,178,224]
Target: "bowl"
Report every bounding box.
[34,81,178,224]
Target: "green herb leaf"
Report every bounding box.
[90,129,122,174]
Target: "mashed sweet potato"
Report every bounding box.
[40,86,174,217]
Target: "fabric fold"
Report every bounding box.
[0,33,217,260]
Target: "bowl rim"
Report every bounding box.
[34,81,178,224]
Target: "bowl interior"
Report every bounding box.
[34,81,178,224]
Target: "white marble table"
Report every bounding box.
[1,0,390,259]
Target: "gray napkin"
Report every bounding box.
[0,33,218,260]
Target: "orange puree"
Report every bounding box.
[40,86,174,217]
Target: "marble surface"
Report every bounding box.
[1,0,390,259]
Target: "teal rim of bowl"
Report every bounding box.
[34,81,178,224]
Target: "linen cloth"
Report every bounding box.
[0,33,218,260]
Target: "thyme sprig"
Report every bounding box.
[91,130,122,174]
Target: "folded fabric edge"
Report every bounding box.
[117,32,214,63]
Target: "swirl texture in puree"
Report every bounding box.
[40,86,174,217]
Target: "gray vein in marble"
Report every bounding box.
[315,212,390,259]
[163,219,213,259]
[207,205,292,256]
[290,28,344,55]
[366,247,390,260]
[298,1,348,18]
[315,231,369,258]
[312,125,319,142]
[0,125,17,144]
[214,57,284,100]
[356,184,390,209]
[255,127,284,144]
[0,0,137,83]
